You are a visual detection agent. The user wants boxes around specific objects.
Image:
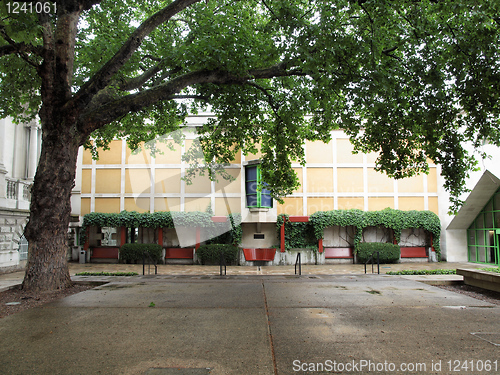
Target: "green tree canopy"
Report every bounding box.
[0,0,499,290]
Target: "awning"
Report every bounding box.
[447,170,500,230]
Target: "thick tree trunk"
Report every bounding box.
[22,124,79,292]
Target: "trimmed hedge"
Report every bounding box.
[75,271,139,276]
[482,267,500,273]
[196,244,239,265]
[120,243,162,263]
[356,242,400,263]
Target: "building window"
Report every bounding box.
[245,164,272,208]
[18,235,28,261]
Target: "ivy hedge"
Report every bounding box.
[196,244,239,265]
[356,243,400,263]
[82,211,242,245]
[120,243,163,263]
[277,208,441,259]
[275,215,317,251]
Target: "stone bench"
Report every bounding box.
[456,268,500,293]
[243,248,276,261]
[164,248,194,259]
[400,247,427,258]
[90,247,119,259]
[324,247,354,259]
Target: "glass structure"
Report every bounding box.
[245,165,273,208]
[467,188,500,265]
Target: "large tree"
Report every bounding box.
[0,0,499,291]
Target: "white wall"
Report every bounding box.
[241,223,276,248]
[323,226,355,247]
[440,142,500,261]
[445,230,468,262]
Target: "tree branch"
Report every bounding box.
[119,63,163,91]
[152,66,183,86]
[382,46,398,54]
[382,46,401,61]
[141,54,162,62]
[171,94,209,101]
[81,0,104,11]
[53,4,83,100]
[74,0,203,111]
[78,62,301,136]
[0,44,17,57]
[0,27,42,68]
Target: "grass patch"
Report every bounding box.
[386,269,456,275]
[481,267,500,273]
[75,271,138,276]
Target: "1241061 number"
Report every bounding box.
[6,2,57,14]
[447,360,498,372]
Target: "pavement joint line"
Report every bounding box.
[262,280,278,375]
[470,332,500,346]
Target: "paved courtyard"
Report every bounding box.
[0,263,499,374]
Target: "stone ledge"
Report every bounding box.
[456,268,500,293]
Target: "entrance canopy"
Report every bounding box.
[447,170,500,230]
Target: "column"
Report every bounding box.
[157,227,163,247]
[280,222,285,252]
[195,227,200,250]
[0,119,8,200]
[84,227,90,251]
[120,227,127,246]
[27,122,39,180]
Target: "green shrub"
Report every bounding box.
[120,243,162,263]
[356,242,400,263]
[75,271,138,276]
[481,267,500,273]
[196,244,239,265]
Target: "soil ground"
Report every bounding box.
[0,283,92,318]
[436,283,500,305]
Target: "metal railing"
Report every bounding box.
[295,252,301,275]
[364,251,380,274]
[219,250,226,276]
[142,251,158,275]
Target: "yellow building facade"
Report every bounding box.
[79,129,439,218]
[73,115,445,265]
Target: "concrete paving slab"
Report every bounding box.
[263,277,500,374]
[1,272,499,375]
[0,302,273,374]
[60,279,266,308]
[262,275,493,308]
[0,262,488,291]
[270,305,500,374]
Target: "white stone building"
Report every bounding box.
[0,116,41,272]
